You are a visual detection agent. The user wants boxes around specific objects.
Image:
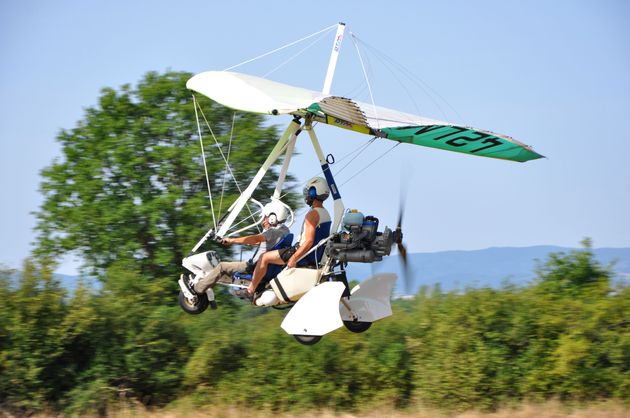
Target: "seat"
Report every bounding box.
[296,221,331,267]
[264,233,294,281]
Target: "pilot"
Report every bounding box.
[245,176,332,297]
[184,200,291,296]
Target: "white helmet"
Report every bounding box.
[262,200,289,226]
[303,176,330,205]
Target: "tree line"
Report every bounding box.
[1,243,627,415]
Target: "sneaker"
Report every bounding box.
[206,288,218,310]
[233,287,253,301]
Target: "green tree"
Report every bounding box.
[518,240,624,400]
[0,266,15,406]
[405,241,628,410]
[61,262,192,414]
[533,238,611,299]
[1,260,71,413]
[35,70,295,280]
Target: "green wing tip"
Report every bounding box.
[514,151,545,163]
[526,149,546,162]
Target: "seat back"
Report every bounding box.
[272,233,294,251]
[297,221,331,267]
[265,233,294,280]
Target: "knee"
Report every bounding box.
[261,252,276,265]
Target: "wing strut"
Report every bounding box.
[273,127,299,200]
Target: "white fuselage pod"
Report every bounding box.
[280,273,397,337]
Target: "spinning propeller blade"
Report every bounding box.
[393,185,412,295]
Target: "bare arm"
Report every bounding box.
[223,234,265,246]
[287,210,319,268]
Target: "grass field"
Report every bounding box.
[35,400,625,418]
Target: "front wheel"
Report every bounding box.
[343,320,372,333]
[293,335,322,345]
[178,290,209,315]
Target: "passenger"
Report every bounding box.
[245,176,331,297]
[184,200,290,295]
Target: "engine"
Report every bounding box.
[325,210,394,263]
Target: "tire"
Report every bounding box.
[343,320,372,333]
[178,290,209,315]
[293,335,322,345]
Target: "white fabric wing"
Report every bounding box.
[186,71,446,127]
[186,71,328,115]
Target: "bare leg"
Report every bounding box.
[248,250,285,294]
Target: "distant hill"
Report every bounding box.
[55,273,95,292]
[5,271,97,294]
[346,246,630,296]
[13,246,625,296]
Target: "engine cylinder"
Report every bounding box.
[337,249,380,263]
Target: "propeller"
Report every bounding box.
[392,187,412,295]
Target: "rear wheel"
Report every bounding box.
[343,320,372,333]
[293,335,322,345]
[178,290,209,315]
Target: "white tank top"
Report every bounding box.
[298,207,331,246]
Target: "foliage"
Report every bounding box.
[2,243,628,415]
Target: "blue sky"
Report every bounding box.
[1,0,629,275]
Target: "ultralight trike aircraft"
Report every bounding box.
[177,23,543,345]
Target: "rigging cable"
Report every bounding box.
[351,37,423,119]
[224,24,337,72]
[192,94,217,230]
[350,32,379,129]
[334,137,377,176]
[263,29,332,78]
[277,135,377,202]
[353,35,464,124]
[194,99,262,234]
[194,101,246,194]
[340,79,368,102]
[218,112,236,218]
[339,142,401,187]
[227,206,266,233]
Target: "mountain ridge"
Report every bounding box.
[8,245,625,295]
[346,245,630,295]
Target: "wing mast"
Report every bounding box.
[317,23,347,234]
[322,22,346,95]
